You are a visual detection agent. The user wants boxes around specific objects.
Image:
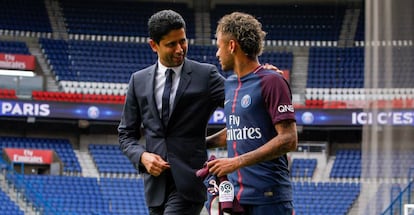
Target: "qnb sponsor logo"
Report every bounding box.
[352,111,414,125]
[1,102,50,116]
[277,104,294,113]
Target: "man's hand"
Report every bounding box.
[263,63,284,75]
[206,157,239,177]
[141,152,170,176]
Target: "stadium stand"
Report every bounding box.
[31,90,125,104]
[0,189,24,215]
[6,174,110,214]
[330,150,361,179]
[100,178,148,214]
[0,136,81,174]
[354,8,364,43]
[210,4,345,41]
[88,144,137,177]
[291,158,317,178]
[0,41,31,55]
[60,0,195,39]
[0,88,18,99]
[293,181,360,214]
[39,38,152,83]
[307,47,364,88]
[0,0,52,37]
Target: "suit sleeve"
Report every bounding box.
[208,65,226,108]
[118,74,146,172]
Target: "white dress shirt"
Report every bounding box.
[154,61,182,119]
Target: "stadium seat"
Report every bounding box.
[0,88,18,99]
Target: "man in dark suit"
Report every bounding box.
[118,10,225,215]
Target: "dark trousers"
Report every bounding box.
[149,171,204,215]
[241,201,294,215]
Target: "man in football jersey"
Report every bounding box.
[205,12,298,215]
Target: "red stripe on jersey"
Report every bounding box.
[231,65,263,199]
[231,79,242,113]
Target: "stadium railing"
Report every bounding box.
[381,173,414,215]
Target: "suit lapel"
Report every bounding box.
[173,59,191,110]
[146,64,163,124]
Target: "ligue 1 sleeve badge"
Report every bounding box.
[196,155,244,214]
[218,180,234,203]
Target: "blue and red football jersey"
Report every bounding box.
[224,66,296,205]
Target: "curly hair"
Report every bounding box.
[216,12,266,59]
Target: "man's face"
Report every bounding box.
[215,32,234,71]
[150,28,187,67]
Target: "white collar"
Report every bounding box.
[157,60,183,76]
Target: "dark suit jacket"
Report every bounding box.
[118,58,225,207]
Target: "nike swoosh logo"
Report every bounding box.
[224,100,230,105]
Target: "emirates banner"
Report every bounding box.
[3,148,54,164]
[0,53,36,70]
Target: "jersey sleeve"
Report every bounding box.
[260,73,296,124]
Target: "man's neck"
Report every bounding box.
[234,58,261,78]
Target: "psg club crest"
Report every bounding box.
[241,95,251,108]
[301,111,314,124]
[87,106,100,119]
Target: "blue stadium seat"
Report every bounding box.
[291,158,317,178]
[210,4,345,41]
[89,144,137,176]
